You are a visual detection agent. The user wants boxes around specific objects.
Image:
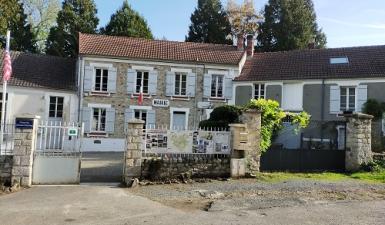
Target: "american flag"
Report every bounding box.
[2,50,12,82]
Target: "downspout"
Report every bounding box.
[77,56,84,123]
[320,78,325,142]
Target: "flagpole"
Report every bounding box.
[0,30,10,146]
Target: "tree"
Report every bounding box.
[226,0,261,37]
[100,1,153,39]
[0,0,37,52]
[46,0,99,57]
[186,0,232,45]
[22,0,60,53]
[257,0,326,52]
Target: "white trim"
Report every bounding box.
[208,69,229,75]
[89,62,114,68]
[234,78,385,86]
[129,105,152,110]
[87,103,111,108]
[171,68,192,73]
[131,65,154,71]
[170,107,190,130]
[83,57,240,70]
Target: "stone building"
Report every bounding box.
[78,33,248,151]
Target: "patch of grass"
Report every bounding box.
[255,169,385,183]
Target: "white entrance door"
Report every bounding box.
[172,112,186,130]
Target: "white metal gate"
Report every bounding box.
[32,121,83,184]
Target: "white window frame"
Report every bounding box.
[210,74,224,98]
[93,67,109,92]
[87,103,111,133]
[135,71,149,94]
[340,86,356,112]
[48,96,64,118]
[254,83,265,99]
[91,108,107,132]
[174,72,187,96]
[170,107,190,130]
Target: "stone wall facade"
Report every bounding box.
[0,156,12,185]
[141,154,230,181]
[344,113,374,172]
[82,59,238,138]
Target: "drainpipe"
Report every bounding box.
[320,79,325,142]
[77,56,84,123]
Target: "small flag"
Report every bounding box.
[2,50,12,82]
[138,85,143,105]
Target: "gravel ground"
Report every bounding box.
[129,179,385,212]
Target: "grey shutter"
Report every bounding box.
[187,73,196,97]
[203,74,211,98]
[127,69,137,94]
[105,108,116,134]
[356,85,368,112]
[148,70,158,96]
[124,108,134,132]
[330,86,340,114]
[166,71,175,96]
[81,107,92,133]
[107,67,117,93]
[84,66,93,92]
[224,77,233,99]
[146,110,156,129]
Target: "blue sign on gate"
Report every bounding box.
[15,118,34,129]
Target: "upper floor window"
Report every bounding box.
[254,84,265,99]
[211,74,224,98]
[174,73,187,96]
[95,68,108,92]
[92,108,106,132]
[340,87,355,112]
[49,96,64,118]
[136,71,149,94]
[134,110,147,129]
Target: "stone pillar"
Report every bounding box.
[124,119,144,187]
[11,117,39,187]
[229,124,248,178]
[344,113,374,172]
[240,109,262,175]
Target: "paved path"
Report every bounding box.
[0,184,385,225]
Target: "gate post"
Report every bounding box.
[11,116,39,187]
[344,113,374,172]
[240,109,262,175]
[124,119,144,187]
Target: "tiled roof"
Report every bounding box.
[236,45,385,81]
[79,33,245,65]
[0,50,76,91]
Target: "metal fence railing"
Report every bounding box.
[0,123,15,156]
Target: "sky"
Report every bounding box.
[94,0,385,48]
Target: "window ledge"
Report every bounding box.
[171,96,190,101]
[89,91,111,97]
[208,97,226,102]
[131,93,151,99]
[87,132,108,138]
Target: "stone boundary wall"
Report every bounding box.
[141,154,230,181]
[0,156,12,185]
[373,153,385,161]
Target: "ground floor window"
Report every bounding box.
[49,96,64,118]
[254,84,265,99]
[134,110,147,128]
[172,111,187,130]
[92,108,106,132]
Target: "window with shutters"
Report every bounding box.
[49,96,64,118]
[136,71,149,94]
[211,74,224,98]
[92,108,106,132]
[174,73,187,96]
[134,110,147,129]
[340,87,355,112]
[254,84,265,99]
[94,68,108,92]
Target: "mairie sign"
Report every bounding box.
[152,99,169,108]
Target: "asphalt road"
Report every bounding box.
[80,152,124,183]
[0,184,384,225]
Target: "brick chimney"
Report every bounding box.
[246,34,255,57]
[237,34,244,51]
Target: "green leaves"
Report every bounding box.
[246,99,310,152]
[186,0,232,44]
[257,0,326,52]
[100,1,153,39]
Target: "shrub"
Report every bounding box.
[363,99,385,120]
[199,105,242,129]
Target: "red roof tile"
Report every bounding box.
[236,45,385,81]
[79,33,245,65]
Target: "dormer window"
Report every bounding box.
[330,57,349,64]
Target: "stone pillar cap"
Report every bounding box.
[15,115,41,119]
[342,113,374,119]
[127,118,145,124]
[229,123,247,128]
